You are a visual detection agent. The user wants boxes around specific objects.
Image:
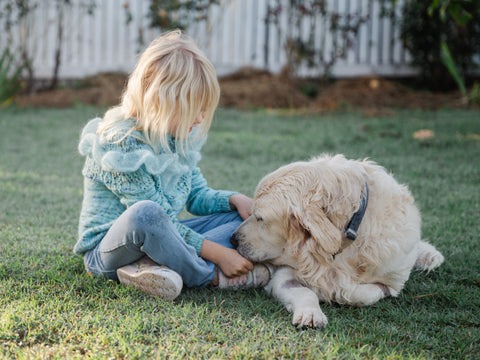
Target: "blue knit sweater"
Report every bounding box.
[74,118,237,256]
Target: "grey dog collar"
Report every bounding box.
[344,182,369,240]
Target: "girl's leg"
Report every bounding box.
[84,200,215,288]
[180,211,243,250]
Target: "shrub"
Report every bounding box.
[391,0,480,90]
[0,47,24,106]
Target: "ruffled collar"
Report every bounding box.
[79,118,204,187]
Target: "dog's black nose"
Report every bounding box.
[230,232,239,247]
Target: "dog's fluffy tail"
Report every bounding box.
[414,241,444,272]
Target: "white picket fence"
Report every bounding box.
[0,0,416,80]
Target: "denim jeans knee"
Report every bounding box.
[125,200,170,242]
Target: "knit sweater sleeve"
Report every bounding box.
[186,167,238,215]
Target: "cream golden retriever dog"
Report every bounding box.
[231,154,444,328]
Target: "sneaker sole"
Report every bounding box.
[117,265,182,301]
[218,264,272,289]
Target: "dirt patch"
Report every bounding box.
[313,76,466,112]
[218,68,311,109]
[16,73,127,108]
[15,68,473,112]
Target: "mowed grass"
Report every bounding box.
[0,105,479,359]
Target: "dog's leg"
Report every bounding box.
[265,267,328,329]
[414,241,444,272]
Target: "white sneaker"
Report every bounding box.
[117,257,183,301]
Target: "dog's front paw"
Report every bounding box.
[292,306,328,329]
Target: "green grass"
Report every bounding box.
[0,105,479,359]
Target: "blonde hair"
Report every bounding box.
[98,30,220,154]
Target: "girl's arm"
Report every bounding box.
[229,193,253,220]
[186,167,239,215]
[188,169,255,276]
[200,239,253,277]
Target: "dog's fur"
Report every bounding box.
[231,154,444,328]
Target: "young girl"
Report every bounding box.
[74,30,271,300]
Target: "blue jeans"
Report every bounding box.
[83,200,243,288]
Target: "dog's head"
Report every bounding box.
[231,157,359,268]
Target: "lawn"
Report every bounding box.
[0,105,479,359]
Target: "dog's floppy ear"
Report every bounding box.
[288,203,342,256]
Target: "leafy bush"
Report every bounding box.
[388,0,480,90]
[147,0,218,30]
[0,47,24,106]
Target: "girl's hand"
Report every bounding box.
[200,239,253,277]
[216,247,253,278]
[229,193,253,220]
